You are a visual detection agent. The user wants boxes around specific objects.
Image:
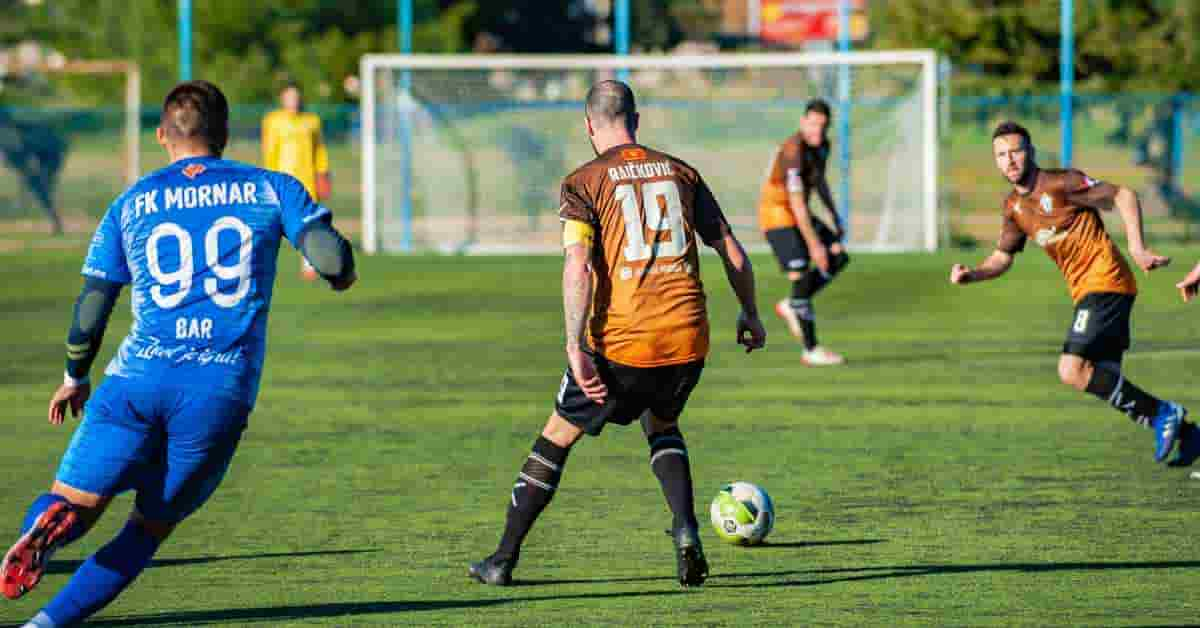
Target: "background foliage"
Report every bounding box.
[4,0,1199,107]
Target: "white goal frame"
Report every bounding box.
[1,59,142,185]
[360,51,940,254]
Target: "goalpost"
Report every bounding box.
[0,58,142,185]
[361,52,939,254]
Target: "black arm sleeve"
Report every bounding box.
[815,178,841,229]
[66,276,122,379]
[298,221,356,284]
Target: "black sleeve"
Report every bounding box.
[298,221,356,284]
[66,276,123,379]
[814,176,842,235]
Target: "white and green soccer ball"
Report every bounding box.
[710,482,774,545]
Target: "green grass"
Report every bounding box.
[2,244,1200,626]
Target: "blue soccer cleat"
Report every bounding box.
[1152,401,1187,463]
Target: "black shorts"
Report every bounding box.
[765,222,840,273]
[1062,292,1135,364]
[555,351,705,436]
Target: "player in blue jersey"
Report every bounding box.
[1,80,356,628]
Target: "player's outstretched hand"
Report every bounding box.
[48,382,90,426]
[949,264,971,285]
[1177,262,1200,303]
[737,310,767,353]
[1131,248,1170,273]
[567,347,607,405]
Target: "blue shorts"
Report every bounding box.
[56,377,250,523]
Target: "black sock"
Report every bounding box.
[809,251,850,297]
[788,295,818,350]
[495,436,570,562]
[647,426,698,531]
[1085,366,1163,427]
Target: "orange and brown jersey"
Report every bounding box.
[997,168,1137,303]
[758,132,832,232]
[559,143,730,368]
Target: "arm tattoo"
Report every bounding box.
[563,256,592,351]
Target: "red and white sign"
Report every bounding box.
[756,0,869,45]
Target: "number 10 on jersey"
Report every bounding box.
[616,180,687,262]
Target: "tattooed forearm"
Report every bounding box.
[563,245,593,352]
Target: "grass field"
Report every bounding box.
[2,243,1200,626]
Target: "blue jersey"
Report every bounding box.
[82,156,330,405]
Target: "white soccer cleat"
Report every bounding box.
[773,299,803,339]
[802,346,846,367]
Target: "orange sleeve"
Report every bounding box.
[997,206,1026,254]
[1063,169,1118,208]
[559,178,594,224]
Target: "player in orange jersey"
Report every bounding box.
[469,80,765,588]
[950,121,1192,465]
[759,100,848,366]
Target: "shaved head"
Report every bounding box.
[161,80,229,156]
[586,80,637,130]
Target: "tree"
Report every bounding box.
[872,0,1200,94]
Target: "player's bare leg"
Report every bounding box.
[774,271,806,339]
[470,412,582,586]
[3,482,110,600]
[642,412,707,587]
[1060,354,1189,462]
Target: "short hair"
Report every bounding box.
[280,81,301,95]
[585,80,637,128]
[992,120,1032,146]
[161,80,229,156]
[805,99,832,118]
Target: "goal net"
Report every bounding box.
[360,52,939,254]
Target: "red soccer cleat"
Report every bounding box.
[2,501,77,600]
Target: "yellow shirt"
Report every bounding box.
[261,109,329,199]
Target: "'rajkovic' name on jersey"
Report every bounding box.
[82,156,330,405]
[559,144,729,368]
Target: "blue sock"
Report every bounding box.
[41,521,161,627]
[21,494,85,547]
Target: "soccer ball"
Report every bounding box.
[710,482,774,545]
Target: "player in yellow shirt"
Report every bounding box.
[262,83,331,279]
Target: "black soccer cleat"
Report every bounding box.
[468,553,515,586]
[670,525,709,587]
[1169,421,1200,468]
